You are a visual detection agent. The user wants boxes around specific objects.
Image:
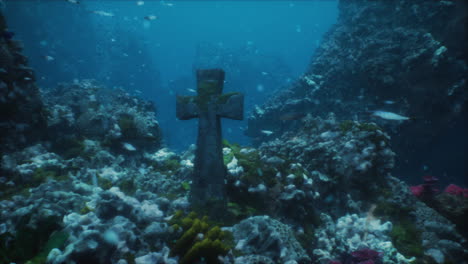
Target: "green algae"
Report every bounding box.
[227,202,257,222]
[51,137,86,160]
[339,120,355,133]
[177,83,239,112]
[339,120,381,133]
[195,80,221,110]
[0,214,64,264]
[1,168,67,201]
[222,139,312,218]
[79,204,93,215]
[118,178,137,195]
[149,157,181,174]
[374,201,423,259]
[97,175,113,190]
[217,92,240,104]
[223,139,277,187]
[25,231,69,264]
[118,114,138,139]
[390,220,423,258]
[32,168,68,184]
[181,181,191,191]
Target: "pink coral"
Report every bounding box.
[444,184,468,198]
[410,185,424,197]
[350,248,382,261]
[410,175,439,199]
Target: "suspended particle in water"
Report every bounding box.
[256,84,264,92]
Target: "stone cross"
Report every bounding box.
[176,69,244,208]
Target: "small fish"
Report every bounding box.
[383,100,396,105]
[371,110,410,121]
[65,0,80,4]
[261,130,274,136]
[136,1,144,6]
[144,15,158,21]
[261,71,269,76]
[295,24,302,33]
[187,88,196,93]
[122,142,136,151]
[161,1,174,7]
[92,10,115,17]
[164,214,174,221]
[43,55,55,61]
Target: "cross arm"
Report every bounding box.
[176,95,199,120]
[217,92,244,120]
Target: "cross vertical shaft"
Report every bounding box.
[176,69,244,211]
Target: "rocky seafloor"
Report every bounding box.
[1,2,468,264]
[1,77,467,264]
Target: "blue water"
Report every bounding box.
[5,0,338,151]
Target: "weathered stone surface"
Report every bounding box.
[176,69,244,208]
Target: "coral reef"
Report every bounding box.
[313,213,414,264]
[384,177,467,263]
[232,215,310,263]
[256,116,395,218]
[411,180,468,239]
[1,88,466,264]
[410,175,440,201]
[42,79,162,155]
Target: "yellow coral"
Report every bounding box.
[169,212,232,264]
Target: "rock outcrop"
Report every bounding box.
[246,0,468,176]
[0,11,46,152]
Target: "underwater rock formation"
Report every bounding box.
[0,11,46,152]
[1,4,467,263]
[246,0,467,175]
[42,79,162,156]
[226,116,467,263]
[46,187,172,264]
[250,115,395,218]
[1,110,466,263]
[313,213,413,264]
[232,215,310,263]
